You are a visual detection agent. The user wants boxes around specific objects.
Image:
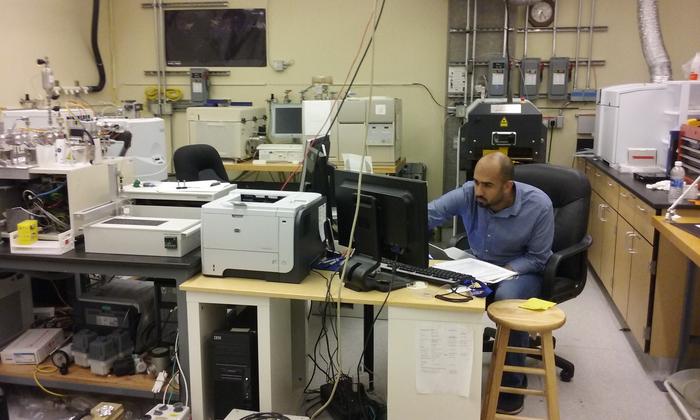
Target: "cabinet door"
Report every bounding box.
[628,235,653,351]
[588,193,603,275]
[612,218,634,318]
[599,203,618,294]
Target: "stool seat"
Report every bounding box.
[487,300,566,333]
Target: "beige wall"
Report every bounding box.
[2,0,699,199]
[0,0,113,107]
[111,0,449,198]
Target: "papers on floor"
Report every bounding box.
[433,258,517,284]
[415,321,473,397]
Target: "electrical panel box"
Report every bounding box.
[487,58,509,98]
[548,57,570,101]
[337,97,402,164]
[520,58,541,100]
[448,66,467,95]
[190,68,210,103]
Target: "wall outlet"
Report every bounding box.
[556,115,564,128]
[543,116,564,129]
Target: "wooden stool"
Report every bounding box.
[482,299,566,420]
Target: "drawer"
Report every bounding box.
[632,198,655,243]
[618,187,636,224]
[585,164,598,191]
[599,173,620,210]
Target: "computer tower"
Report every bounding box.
[212,308,259,419]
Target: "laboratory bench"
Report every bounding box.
[575,157,700,357]
[0,363,160,399]
[0,241,201,398]
[223,157,406,175]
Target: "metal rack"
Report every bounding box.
[679,124,700,178]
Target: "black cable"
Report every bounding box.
[355,255,398,420]
[304,271,339,392]
[410,83,447,109]
[324,0,387,137]
[88,0,106,92]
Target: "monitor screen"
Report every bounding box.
[164,9,267,67]
[334,170,428,267]
[272,106,303,135]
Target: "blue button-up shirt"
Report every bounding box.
[428,181,554,275]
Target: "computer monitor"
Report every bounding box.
[334,170,429,269]
[269,103,302,142]
[300,135,332,194]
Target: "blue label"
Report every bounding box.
[671,179,684,188]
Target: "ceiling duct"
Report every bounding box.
[637,0,672,82]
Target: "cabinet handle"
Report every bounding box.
[636,205,647,213]
[595,172,602,177]
[608,182,615,188]
[627,232,638,254]
[625,231,634,253]
[599,204,608,222]
[620,192,629,198]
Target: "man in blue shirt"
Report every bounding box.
[428,152,554,415]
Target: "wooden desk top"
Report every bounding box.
[223,158,405,175]
[0,363,157,395]
[180,270,485,313]
[652,216,700,267]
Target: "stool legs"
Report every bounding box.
[483,326,511,420]
[541,331,560,420]
[482,328,561,420]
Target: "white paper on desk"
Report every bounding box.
[416,321,473,397]
[433,258,517,284]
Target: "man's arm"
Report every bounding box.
[427,185,470,230]
[506,206,554,274]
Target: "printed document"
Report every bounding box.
[416,322,473,397]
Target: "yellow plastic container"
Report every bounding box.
[16,220,38,245]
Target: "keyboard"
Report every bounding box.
[379,259,474,286]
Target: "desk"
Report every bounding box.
[223,158,406,175]
[181,272,485,420]
[652,216,700,370]
[0,242,201,395]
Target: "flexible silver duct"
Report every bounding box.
[638,0,672,82]
[507,0,540,5]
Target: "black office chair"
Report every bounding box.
[173,144,228,182]
[453,163,592,381]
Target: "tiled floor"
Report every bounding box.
[306,270,683,419]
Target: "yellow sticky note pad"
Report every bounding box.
[519,298,556,311]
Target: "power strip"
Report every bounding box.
[145,403,191,420]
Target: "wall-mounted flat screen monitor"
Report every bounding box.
[165,9,267,67]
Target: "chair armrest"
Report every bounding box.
[448,232,469,250]
[543,235,592,281]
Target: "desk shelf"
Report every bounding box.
[0,363,159,398]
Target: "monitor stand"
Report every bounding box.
[343,254,410,292]
[341,194,409,292]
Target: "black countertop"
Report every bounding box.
[0,241,201,274]
[584,157,698,210]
